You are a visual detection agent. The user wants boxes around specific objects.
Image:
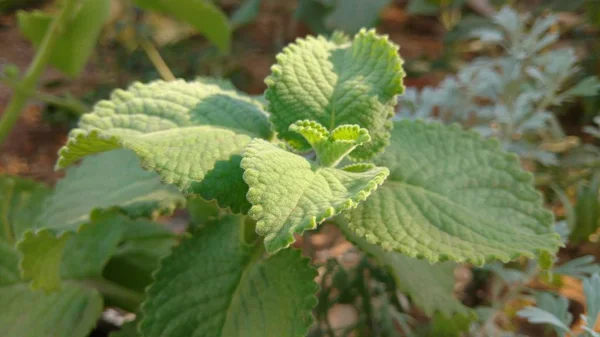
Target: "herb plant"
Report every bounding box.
[0,29,563,337]
[398,6,600,166]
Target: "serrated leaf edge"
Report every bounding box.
[345,119,562,266]
[241,139,389,253]
[264,28,404,161]
[337,218,473,318]
[139,229,319,337]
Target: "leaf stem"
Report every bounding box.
[138,36,175,81]
[82,277,145,312]
[0,0,79,146]
[1,78,89,116]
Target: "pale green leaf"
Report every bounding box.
[517,307,570,334]
[40,150,184,232]
[134,0,231,53]
[0,176,50,242]
[17,0,109,76]
[18,229,72,292]
[534,292,573,337]
[57,80,271,213]
[325,0,391,33]
[241,139,389,253]
[584,273,600,329]
[140,216,318,337]
[265,29,404,160]
[0,282,102,337]
[339,221,470,317]
[346,120,561,265]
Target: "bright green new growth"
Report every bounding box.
[18,229,71,291]
[289,120,371,167]
[141,216,318,337]
[346,120,562,265]
[241,139,389,253]
[265,29,405,160]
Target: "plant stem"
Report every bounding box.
[0,0,79,146]
[475,266,539,337]
[82,278,145,312]
[1,78,89,115]
[139,36,175,81]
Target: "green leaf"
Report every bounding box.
[339,220,470,317]
[570,176,600,243]
[103,219,176,294]
[0,179,103,337]
[18,229,72,292]
[0,176,50,242]
[289,120,371,166]
[134,0,231,53]
[40,150,185,232]
[19,211,170,292]
[265,29,404,160]
[0,240,20,286]
[241,139,389,253]
[325,0,391,33]
[140,216,318,337]
[554,255,600,280]
[517,306,570,335]
[534,292,573,337]
[17,0,109,76]
[57,80,271,213]
[345,120,561,265]
[0,283,102,337]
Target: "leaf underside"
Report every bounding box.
[57,80,271,213]
[141,216,318,337]
[265,29,405,160]
[39,150,185,232]
[346,120,561,265]
[241,139,389,253]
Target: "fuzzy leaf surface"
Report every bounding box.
[346,120,561,265]
[17,0,109,76]
[57,80,271,212]
[141,216,318,337]
[339,221,470,317]
[241,139,388,253]
[265,29,404,160]
[39,150,184,232]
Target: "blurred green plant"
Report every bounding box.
[399,6,600,166]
